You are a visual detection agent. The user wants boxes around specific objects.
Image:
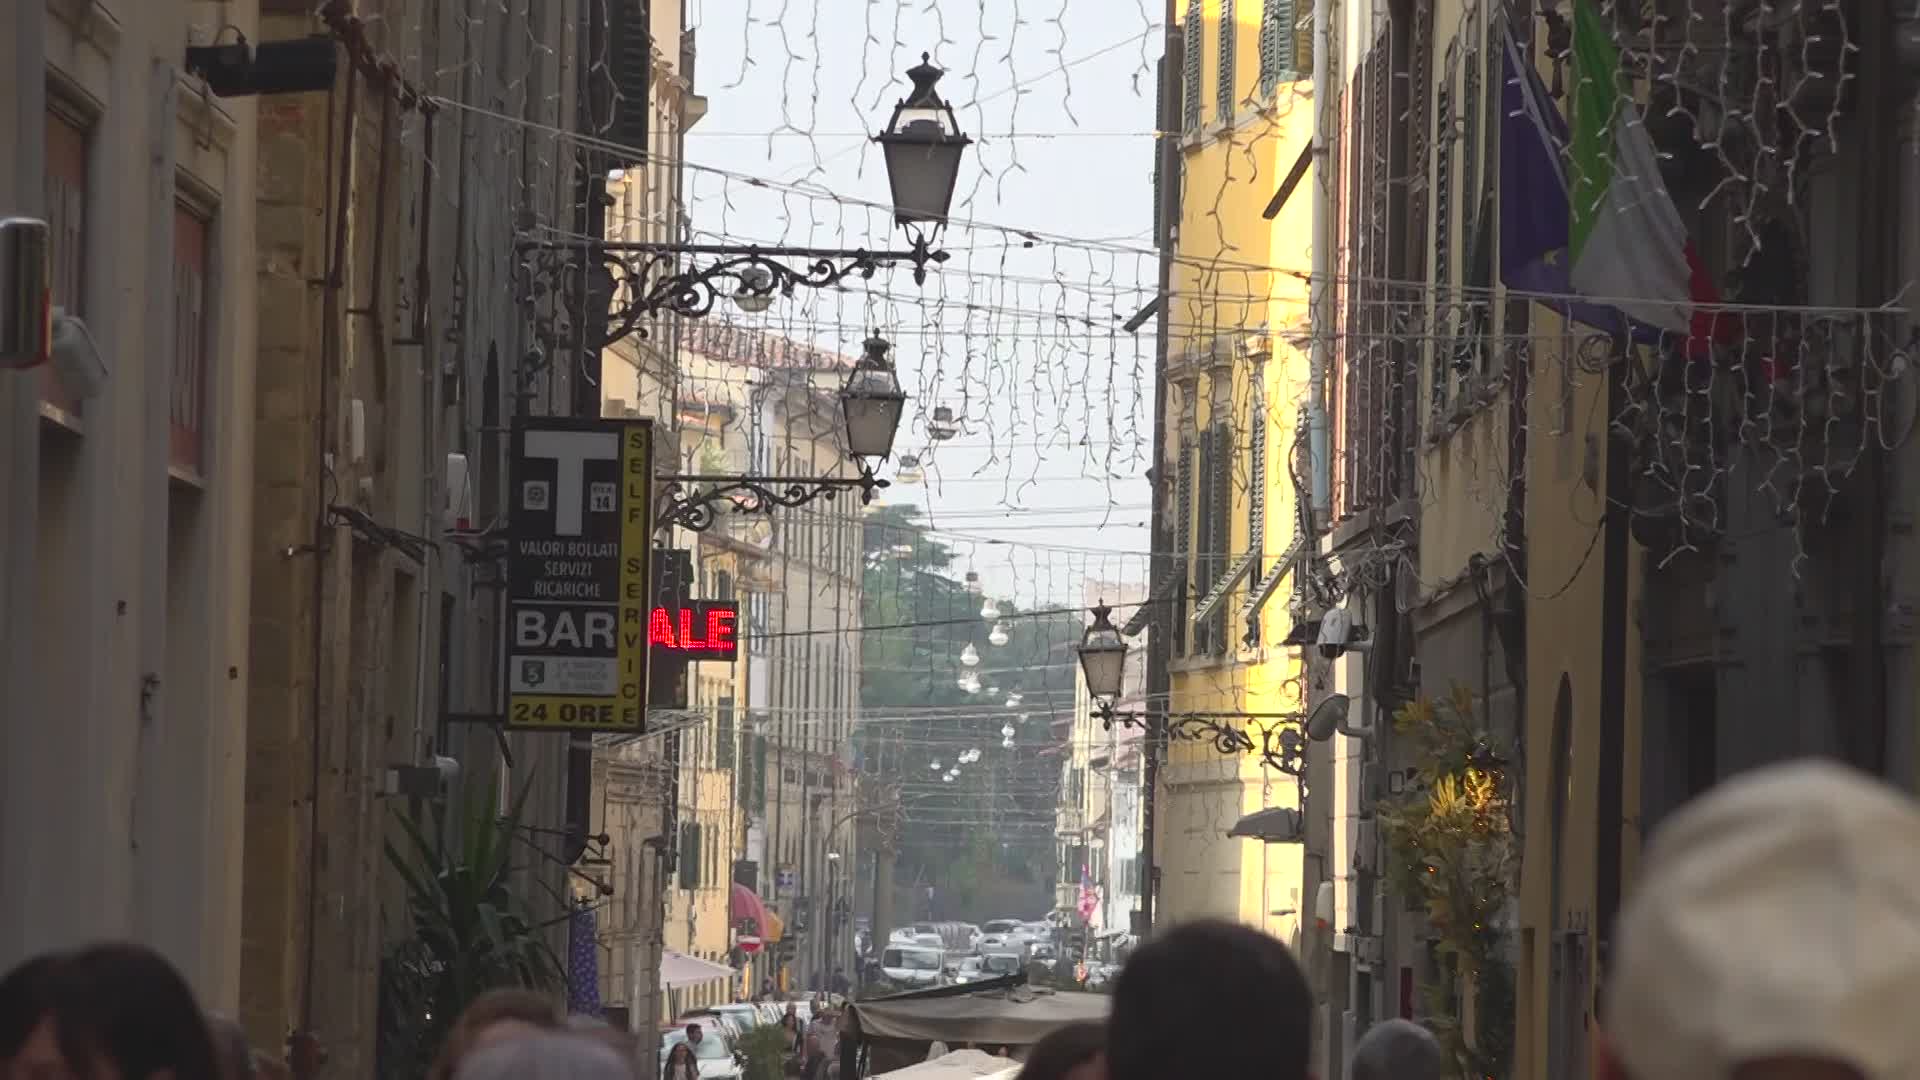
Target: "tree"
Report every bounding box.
[857,503,1077,918]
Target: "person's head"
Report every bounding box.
[666,1042,694,1066]
[0,943,221,1080]
[684,1024,703,1045]
[1351,1020,1441,1080]
[1601,761,1920,1080]
[428,988,564,1080]
[1016,1023,1105,1080]
[452,1032,634,1080]
[1107,920,1312,1080]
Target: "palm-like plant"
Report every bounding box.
[377,780,564,1079]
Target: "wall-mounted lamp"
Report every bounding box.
[186,34,338,97]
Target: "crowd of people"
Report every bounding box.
[2,760,1915,1079]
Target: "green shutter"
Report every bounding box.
[717,696,736,769]
[752,735,768,812]
[1247,400,1267,642]
[1191,428,1216,656]
[1173,440,1195,655]
[1209,422,1233,654]
[1183,0,1203,132]
[1218,0,1237,123]
[1259,0,1297,95]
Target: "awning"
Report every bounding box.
[848,985,1110,1047]
[731,883,767,931]
[661,950,736,989]
[1228,806,1304,843]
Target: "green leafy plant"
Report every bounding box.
[1376,687,1516,1080]
[738,1024,793,1080]
[376,779,564,1080]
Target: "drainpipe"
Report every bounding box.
[1141,0,1182,940]
[1890,5,1920,787]
[1307,0,1333,518]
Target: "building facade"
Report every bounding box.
[0,0,260,1008]
[1150,0,1314,947]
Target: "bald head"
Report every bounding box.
[1351,1020,1441,1080]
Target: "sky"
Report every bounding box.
[682,0,1165,607]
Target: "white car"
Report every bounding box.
[879,944,947,988]
[662,1030,742,1080]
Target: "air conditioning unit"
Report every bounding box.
[445,452,473,533]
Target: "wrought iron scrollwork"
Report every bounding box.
[1096,706,1309,776]
[655,473,890,533]
[521,231,949,350]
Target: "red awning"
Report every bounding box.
[731,882,767,931]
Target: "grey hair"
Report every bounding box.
[454,1032,637,1080]
[1350,1019,1442,1080]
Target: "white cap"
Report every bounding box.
[1604,760,1920,1080]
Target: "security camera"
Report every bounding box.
[1305,692,1372,742]
[50,309,107,401]
[1315,606,1370,659]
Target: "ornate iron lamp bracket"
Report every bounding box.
[655,471,890,533]
[1094,704,1309,777]
[517,232,948,350]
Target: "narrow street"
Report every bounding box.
[2,3,1918,1079]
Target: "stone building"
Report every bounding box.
[0,0,260,1008]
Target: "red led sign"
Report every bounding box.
[648,600,740,662]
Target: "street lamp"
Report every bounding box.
[1074,604,1310,776]
[655,336,907,531]
[1076,603,1128,707]
[875,54,972,232]
[841,335,908,466]
[520,53,970,348]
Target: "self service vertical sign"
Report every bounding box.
[506,416,655,732]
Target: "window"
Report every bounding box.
[43,106,89,419]
[1217,0,1237,123]
[1182,0,1203,132]
[1247,393,1268,642]
[717,695,736,769]
[1172,439,1195,656]
[172,202,212,475]
[679,821,703,890]
[1258,0,1300,96]
[1192,423,1231,656]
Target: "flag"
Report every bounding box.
[567,904,603,1017]
[1498,13,1732,352]
[1077,866,1099,920]
[1565,0,1731,349]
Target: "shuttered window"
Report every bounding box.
[1247,396,1267,642]
[43,109,88,419]
[1183,0,1203,132]
[1258,0,1297,95]
[1218,0,1238,123]
[1172,440,1195,655]
[1431,76,1456,415]
[717,696,736,769]
[172,203,212,475]
[1206,422,1233,654]
[1153,56,1167,240]
[1191,429,1216,657]
[679,821,703,890]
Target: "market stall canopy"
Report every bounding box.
[872,1049,1020,1080]
[661,950,735,988]
[847,982,1109,1048]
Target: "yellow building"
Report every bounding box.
[1154,0,1314,943]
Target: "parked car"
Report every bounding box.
[981,918,1024,937]
[662,1028,744,1080]
[694,1004,763,1034]
[676,1012,744,1042]
[879,944,946,988]
[978,952,1025,978]
[950,956,990,984]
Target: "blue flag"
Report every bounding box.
[1498,23,1641,341]
[568,904,604,1018]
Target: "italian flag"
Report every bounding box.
[1567,0,1732,351]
